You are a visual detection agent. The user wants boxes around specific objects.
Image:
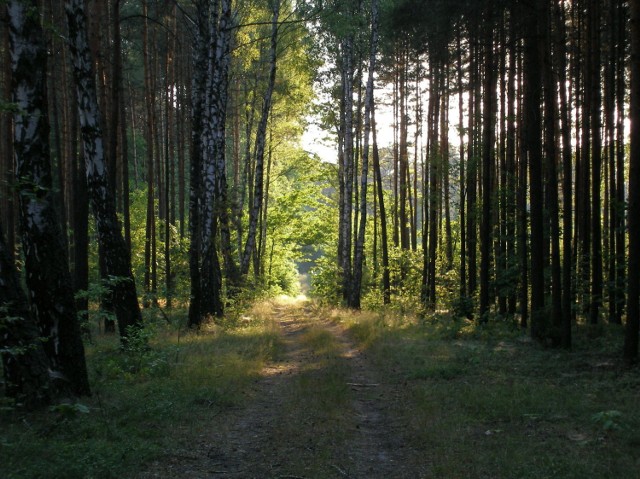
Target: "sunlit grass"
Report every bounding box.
[336,307,640,478]
[0,307,281,479]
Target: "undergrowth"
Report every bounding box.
[0,305,281,479]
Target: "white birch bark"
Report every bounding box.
[241,1,280,276]
[350,0,379,308]
[65,0,142,339]
[8,0,90,396]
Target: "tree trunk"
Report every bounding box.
[66,0,143,341]
[457,31,467,300]
[624,0,640,363]
[241,1,280,278]
[9,0,90,395]
[542,0,563,345]
[523,0,546,340]
[0,220,51,409]
[350,0,379,309]
[555,0,573,348]
[480,12,496,320]
[589,0,603,325]
[372,108,390,304]
[188,0,209,327]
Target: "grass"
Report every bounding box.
[271,314,353,476]
[336,307,640,479]
[4,299,640,478]
[0,305,281,479]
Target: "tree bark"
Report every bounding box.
[9,0,90,395]
[66,0,143,341]
[624,0,640,363]
[479,11,496,320]
[350,0,379,309]
[241,1,280,279]
[523,0,546,341]
[0,219,51,409]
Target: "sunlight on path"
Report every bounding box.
[140,300,428,478]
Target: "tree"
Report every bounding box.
[8,0,90,395]
[0,220,51,409]
[350,0,379,309]
[66,0,143,341]
[522,0,546,341]
[624,0,640,363]
[242,0,280,277]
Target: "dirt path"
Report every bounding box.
[141,299,428,478]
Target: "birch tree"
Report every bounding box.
[66,0,142,341]
[1,219,51,408]
[8,0,90,395]
[241,0,280,277]
[349,0,379,309]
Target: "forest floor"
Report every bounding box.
[139,297,429,478]
[3,297,640,478]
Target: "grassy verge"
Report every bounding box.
[337,308,640,478]
[0,305,281,479]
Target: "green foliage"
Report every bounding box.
[592,410,625,432]
[49,402,91,417]
[0,100,19,113]
[309,256,342,303]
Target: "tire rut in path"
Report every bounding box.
[140,301,428,478]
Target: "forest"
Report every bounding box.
[2,0,640,477]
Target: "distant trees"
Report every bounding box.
[303,0,637,355]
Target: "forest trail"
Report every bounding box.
[140,297,429,478]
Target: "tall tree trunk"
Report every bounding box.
[506,9,518,316]
[0,219,51,409]
[212,0,239,289]
[524,0,546,340]
[200,0,224,318]
[614,0,627,325]
[543,0,562,345]
[9,0,90,395]
[241,1,280,278]
[0,11,16,262]
[480,12,496,320]
[188,0,209,328]
[350,0,378,309]
[467,21,479,299]
[457,31,467,300]
[338,34,354,301]
[66,0,143,341]
[142,0,157,308]
[372,108,390,304]
[556,0,573,348]
[624,0,640,363]
[589,0,603,325]
[399,50,410,252]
